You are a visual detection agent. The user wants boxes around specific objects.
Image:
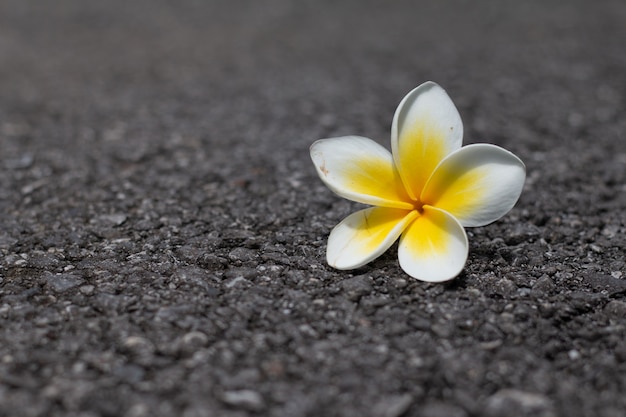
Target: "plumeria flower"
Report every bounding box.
[310,81,526,282]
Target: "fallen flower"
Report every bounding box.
[310,81,526,282]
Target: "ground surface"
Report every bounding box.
[0,1,625,416]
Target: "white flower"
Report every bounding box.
[310,81,526,282]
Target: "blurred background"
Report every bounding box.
[0,1,625,416]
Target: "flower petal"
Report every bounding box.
[398,206,468,282]
[310,136,414,209]
[327,207,418,270]
[421,144,526,227]
[391,81,463,200]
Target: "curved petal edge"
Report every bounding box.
[390,81,463,199]
[398,206,468,282]
[310,136,413,209]
[327,207,417,270]
[421,143,526,227]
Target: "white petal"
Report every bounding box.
[391,81,463,200]
[398,206,468,282]
[327,207,418,270]
[310,136,414,210]
[421,144,526,227]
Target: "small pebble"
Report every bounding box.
[221,390,265,411]
[46,273,84,293]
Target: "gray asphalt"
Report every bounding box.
[1,1,625,416]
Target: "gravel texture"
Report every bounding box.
[1,1,625,416]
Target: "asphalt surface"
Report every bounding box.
[1,1,625,416]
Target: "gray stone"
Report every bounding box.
[485,389,555,417]
[604,300,626,319]
[340,275,373,301]
[45,273,84,293]
[228,248,257,263]
[373,394,414,417]
[221,390,265,412]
